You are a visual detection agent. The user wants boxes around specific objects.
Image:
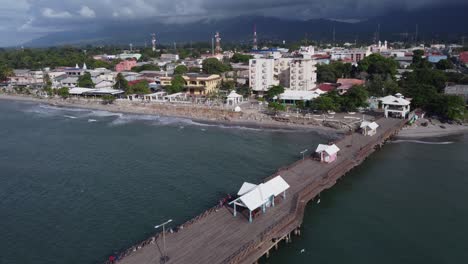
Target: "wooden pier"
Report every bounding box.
[113,117,406,264]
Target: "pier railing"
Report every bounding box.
[109,117,407,264]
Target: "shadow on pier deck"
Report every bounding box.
[113,117,406,264]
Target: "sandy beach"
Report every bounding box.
[3,93,466,139]
[398,118,468,139]
[0,94,340,134]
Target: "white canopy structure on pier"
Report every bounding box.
[230,176,290,222]
[315,144,340,163]
[360,121,379,136]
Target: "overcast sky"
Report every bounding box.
[0,0,463,46]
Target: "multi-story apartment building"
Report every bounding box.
[289,59,317,91]
[249,58,317,95]
[249,58,278,94]
[329,48,371,63]
[10,70,44,87]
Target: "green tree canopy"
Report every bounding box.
[317,62,355,83]
[358,54,398,77]
[132,64,160,72]
[101,95,116,105]
[400,68,447,92]
[428,94,466,120]
[311,96,339,111]
[266,85,285,101]
[165,74,186,94]
[130,80,151,95]
[0,65,13,82]
[77,72,95,88]
[57,87,69,99]
[230,53,253,64]
[202,58,231,74]
[174,65,188,75]
[366,75,401,97]
[435,59,454,70]
[113,73,129,92]
[92,60,112,69]
[411,50,432,69]
[220,80,236,91]
[341,85,369,111]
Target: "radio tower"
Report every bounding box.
[215,32,222,54]
[151,33,157,52]
[253,24,258,50]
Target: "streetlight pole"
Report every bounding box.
[155,219,173,263]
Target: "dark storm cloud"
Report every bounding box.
[0,0,465,46]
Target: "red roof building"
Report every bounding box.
[336,78,365,94]
[460,52,468,65]
[318,83,338,92]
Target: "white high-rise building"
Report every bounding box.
[249,58,316,94]
[249,58,278,93]
[274,58,292,88]
[289,59,317,91]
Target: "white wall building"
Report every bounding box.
[380,94,411,119]
[289,59,317,91]
[249,58,317,95]
[330,48,371,62]
[249,58,278,94]
[10,70,44,86]
[160,54,180,61]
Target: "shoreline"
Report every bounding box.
[397,119,468,139]
[3,93,466,139]
[0,94,341,134]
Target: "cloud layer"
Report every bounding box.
[0,0,464,46]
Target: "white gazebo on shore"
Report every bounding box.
[360,121,379,136]
[380,94,411,119]
[226,90,243,106]
[229,176,290,223]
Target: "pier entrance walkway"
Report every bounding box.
[116,117,405,264]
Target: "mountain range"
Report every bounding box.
[25,5,468,47]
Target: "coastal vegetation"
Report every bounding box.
[78,72,95,88]
[131,64,161,72]
[230,53,253,64]
[202,58,232,74]
[315,52,466,120]
[113,73,129,91]
[57,87,70,99]
[101,95,116,104]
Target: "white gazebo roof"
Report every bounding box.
[227,90,243,98]
[315,144,340,155]
[236,176,290,211]
[360,121,379,130]
[380,95,410,106]
[237,182,258,196]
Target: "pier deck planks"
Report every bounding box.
[117,117,405,264]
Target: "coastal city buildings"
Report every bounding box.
[115,59,137,72]
[249,57,317,95]
[160,73,222,95]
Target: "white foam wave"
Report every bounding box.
[63,115,77,119]
[39,104,90,113]
[391,140,454,145]
[88,119,98,123]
